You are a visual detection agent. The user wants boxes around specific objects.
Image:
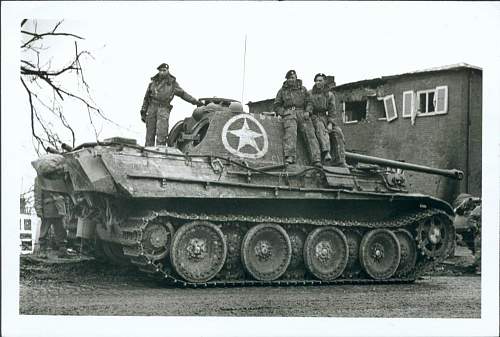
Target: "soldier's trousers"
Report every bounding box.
[282,109,321,163]
[145,103,171,146]
[311,114,331,153]
[38,217,67,249]
[330,126,346,164]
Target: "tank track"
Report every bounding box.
[118,208,452,288]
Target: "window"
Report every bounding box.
[343,100,367,124]
[383,95,398,122]
[418,90,435,113]
[367,97,386,120]
[416,85,448,116]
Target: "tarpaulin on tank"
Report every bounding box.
[31,154,65,177]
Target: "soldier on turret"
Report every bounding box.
[140,63,203,146]
[307,73,346,166]
[273,69,321,167]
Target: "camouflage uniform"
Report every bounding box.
[141,74,199,146]
[273,79,321,164]
[34,177,68,253]
[306,85,346,165]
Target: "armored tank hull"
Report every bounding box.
[56,103,461,287]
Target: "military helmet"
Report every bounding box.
[314,73,327,82]
[157,63,169,70]
[285,69,297,79]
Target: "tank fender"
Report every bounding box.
[416,195,454,216]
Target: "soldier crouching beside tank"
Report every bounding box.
[307,73,347,166]
[33,155,72,259]
[273,69,322,167]
[140,63,203,147]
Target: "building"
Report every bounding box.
[247,63,482,202]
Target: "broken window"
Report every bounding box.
[416,86,448,115]
[343,100,367,123]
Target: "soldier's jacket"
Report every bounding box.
[34,177,67,218]
[141,74,198,117]
[273,79,310,115]
[306,85,337,124]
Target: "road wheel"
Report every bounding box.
[141,221,174,260]
[304,227,348,281]
[241,224,291,281]
[394,229,417,276]
[170,221,227,283]
[360,229,401,280]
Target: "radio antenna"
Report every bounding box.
[241,34,247,104]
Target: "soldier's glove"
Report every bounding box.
[196,100,204,107]
[327,122,334,131]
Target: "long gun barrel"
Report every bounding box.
[345,152,464,180]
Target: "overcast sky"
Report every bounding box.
[2,2,500,337]
[6,1,500,189]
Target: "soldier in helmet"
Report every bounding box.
[273,70,321,166]
[307,73,346,166]
[140,63,203,146]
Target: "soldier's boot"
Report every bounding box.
[57,247,69,258]
[322,151,332,162]
[37,246,48,259]
[285,156,295,165]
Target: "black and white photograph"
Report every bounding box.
[2,1,499,337]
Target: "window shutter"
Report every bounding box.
[435,86,448,113]
[402,91,414,117]
[383,95,398,122]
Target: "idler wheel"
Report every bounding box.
[360,229,401,280]
[101,241,130,266]
[142,222,174,260]
[304,227,349,281]
[170,221,227,283]
[416,214,454,259]
[241,224,291,281]
[394,229,417,276]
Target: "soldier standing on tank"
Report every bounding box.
[306,73,347,166]
[273,70,321,166]
[34,168,71,259]
[140,63,203,146]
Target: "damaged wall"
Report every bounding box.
[333,68,482,202]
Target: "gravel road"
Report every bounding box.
[19,256,480,317]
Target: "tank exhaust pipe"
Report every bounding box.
[345,152,464,180]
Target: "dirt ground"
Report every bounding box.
[19,246,480,317]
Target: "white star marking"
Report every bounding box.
[228,118,263,152]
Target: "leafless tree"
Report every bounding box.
[20,19,114,154]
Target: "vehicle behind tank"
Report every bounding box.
[53,98,463,287]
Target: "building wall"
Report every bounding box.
[467,69,482,198]
[333,69,480,202]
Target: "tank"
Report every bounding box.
[52,98,463,286]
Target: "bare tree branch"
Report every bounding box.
[21,19,138,155]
